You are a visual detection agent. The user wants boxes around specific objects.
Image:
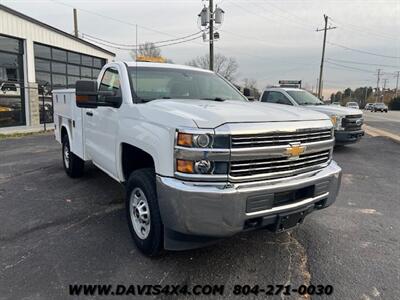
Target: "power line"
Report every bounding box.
[82,34,203,51]
[325,61,376,73]
[327,41,400,59]
[81,31,203,48]
[326,58,400,69]
[253,2,315,31]
[50,0,204,46]
[328,18,398,41]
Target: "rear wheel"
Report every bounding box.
[62,135,84,178]
[126,168,163,256]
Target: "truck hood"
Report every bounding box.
[304,105,363,117]
[148,99,329,128]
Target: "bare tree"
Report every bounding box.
[130,42,161,59]
[242,78,261,99]
[186,53,238,81]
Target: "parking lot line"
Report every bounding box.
[363,125,400,143]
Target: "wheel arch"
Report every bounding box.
[119,143,157,182]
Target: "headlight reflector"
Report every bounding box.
[194,160,213,174]
[194,134,212,148]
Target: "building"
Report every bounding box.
[0,4,115,130]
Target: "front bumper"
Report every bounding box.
[335,129,364,144]
[157,160,341,240]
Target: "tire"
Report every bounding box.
[62,135,84,178]
[126,168,163,256]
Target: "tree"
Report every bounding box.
[243,78,260,99]
[186,53,238,81]
[130,42,161,59]
[343,88,352,98]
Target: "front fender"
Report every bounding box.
[116,119,176,181]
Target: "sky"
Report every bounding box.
[1,0,399,98]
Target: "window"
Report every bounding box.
[93,58,103,68]
[99,68,120,95]
[34,44,51,59]
[0,35,21,53]
[33,43,107,124]
[81,66,92,78]
[127,67,247,102]
[92,68,101,79]
[67,76,80,88]
[81,55,93,67]
[35,59,51,72]
[51,62,66,74]
[0,35,25,128]
[52,48,67,62]
[67,64,80,76]
[68,52,81,64]
[261,91,292,105]
[52,74,66,89]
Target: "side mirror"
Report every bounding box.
[76,80,98,108]
[243,88,251,97]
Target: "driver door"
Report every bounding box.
[85,67,121,178]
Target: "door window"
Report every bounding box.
[261,91,292,105]
[99,68,121,95]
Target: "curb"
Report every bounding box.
[363,125,400,144]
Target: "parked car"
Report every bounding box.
[260,87,364,145]
[53,62,341,256]
[346,102,359,109]
[373,102,388,112]
[364,103,374,111]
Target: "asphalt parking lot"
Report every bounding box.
[0,132,399,299]
[364,110,400,136]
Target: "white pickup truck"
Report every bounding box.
[53,62,341,256]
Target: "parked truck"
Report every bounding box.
[260,87,365,145]
[53,62,342,256]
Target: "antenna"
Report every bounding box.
[136,24,138,99]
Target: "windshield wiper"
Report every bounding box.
[201,97,226,102]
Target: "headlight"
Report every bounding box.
[330,115,344,130]
[176,159,227,175]
[330,115,337,126]
[177,132,229,148]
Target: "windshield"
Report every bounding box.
[127,67,247,102]
[286,90,324,105]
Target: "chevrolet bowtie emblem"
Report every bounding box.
[285,144,306,157]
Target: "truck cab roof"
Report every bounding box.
[124,61,212,73]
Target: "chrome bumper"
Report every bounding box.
[157,160,342,237]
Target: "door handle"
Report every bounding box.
[86,111,93,117]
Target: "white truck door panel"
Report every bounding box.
[84,66,122,178]
[85,107,118,176]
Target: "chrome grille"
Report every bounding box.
[231,129,332,148]
[342,115,363,131]
[230,150,331,180]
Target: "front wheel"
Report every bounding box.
[62,135,84,178]
[126,168,163,256]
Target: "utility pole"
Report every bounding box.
[316,15,336,99]
[364,87,368,106]
[209,0,214,71]
[73,8,78,38]
[395,71,400,97]
[376,69,381,102]
[382,78,388,102]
